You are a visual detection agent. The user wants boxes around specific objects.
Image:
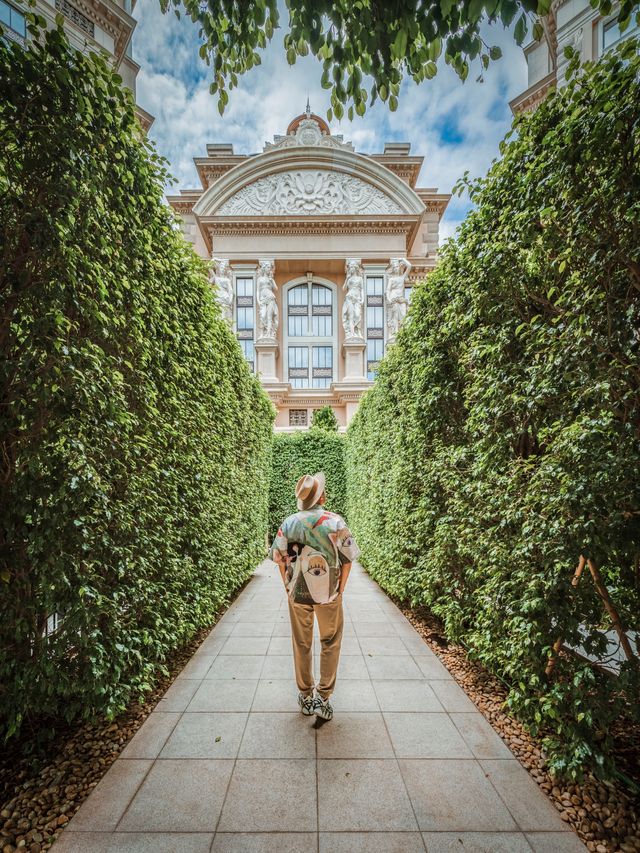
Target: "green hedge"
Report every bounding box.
[347,40,640,780]
[0,20,274,741]
[269,430,347,538]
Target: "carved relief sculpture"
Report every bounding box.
[257,259,278,340]
[217,170,403,217]
[342,259,365,340]
[209,257,234,326]
[385,258,412,340]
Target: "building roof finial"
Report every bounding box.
[305,96,311,118]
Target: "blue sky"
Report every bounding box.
[132,0,528,241]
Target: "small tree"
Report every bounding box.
[311,406,339,433]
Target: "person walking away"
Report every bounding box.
[269,472,360,721]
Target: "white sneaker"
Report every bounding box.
[298,691,315,716]
[313,694,334,720]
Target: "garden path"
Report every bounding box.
[53,560,586,853]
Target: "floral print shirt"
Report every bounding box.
[269,506,360,605]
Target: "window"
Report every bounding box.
[365,275,385,380]
[0,0,26,44]
[285,281,335,388]
[312,346,333,389]
[602,16,639,51]
[288,345,309,388]
[235,275,255,372]
[289,409,308,427]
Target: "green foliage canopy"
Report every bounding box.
[311,405,339,432]
[164,0,640,119]
[269,429,347,538]
[0,19,274,741]
[346,40,640,779]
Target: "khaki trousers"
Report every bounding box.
[287,593,344,699]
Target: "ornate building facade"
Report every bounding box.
[510,0,638,114]
[1,0,153,130]
[168,107,450,430]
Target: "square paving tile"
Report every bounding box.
[212,833,317,852]
[218,759,317,832]
[354,621,401,637]
[317,712,394,758]
[206,655,265,679]
[65,759,152,831]
[271,622,293,636]
[330,680,380,712]
[153,679,200,713]
[187,679,258,712]
[421,832,532,852]
[359,636,411,656]
[401,635,432,655]
[450,713,513,759]
[159,712,247,758]
[365,655,424,680]
[239,712,315,758]
[261,655,296,678]
[48,832,110,852]
[219,636,271,655]
[319,832,426,852]
[106,833,214,852]
[230,622,275,637]
[175,655,218,680]
[251,679,300,712]
[398,759,517,831]
[525,832,587,851]
[267,636,296,655]
[317,758,418,831]
[120,713,180,759]
[384,713,474,759]
[394,624,422,639]
[429,680,477,713]
[373,680,443,713]
[117,759,234,832]
[413,655,453,680]
[193,636,227,657]
[479,760,570,832]
[335,655,370,679]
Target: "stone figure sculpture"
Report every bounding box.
[385,258,412,340]
[209,257,234,326]
[342,259,365,340]
[257,259,278,339]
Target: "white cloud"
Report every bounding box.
[133,1,528,237]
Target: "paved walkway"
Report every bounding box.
[54,561,586,853]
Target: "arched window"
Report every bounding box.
[286,281,335,389]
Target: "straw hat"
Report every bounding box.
[295,472,326,511]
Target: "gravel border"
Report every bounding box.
[397,598,640,853]
[0,576,252,853]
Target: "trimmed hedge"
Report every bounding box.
[347,40,640,780]
[269,430,347,537]
[0,21,274,741]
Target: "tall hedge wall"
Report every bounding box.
[269,430,347,538]
[0,21,274,741]
[347,40,640,779]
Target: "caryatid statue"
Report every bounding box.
[385,257,412,340]
[209,257,234,327]
[257,258,278,340]
[342,258,365,340]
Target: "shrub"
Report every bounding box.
[0,19,274,741]
[311,405,339,432]
[347,40,640,779]
[269,430,347,537]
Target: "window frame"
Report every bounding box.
[284,277,337,390]
[234,270,256,373]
